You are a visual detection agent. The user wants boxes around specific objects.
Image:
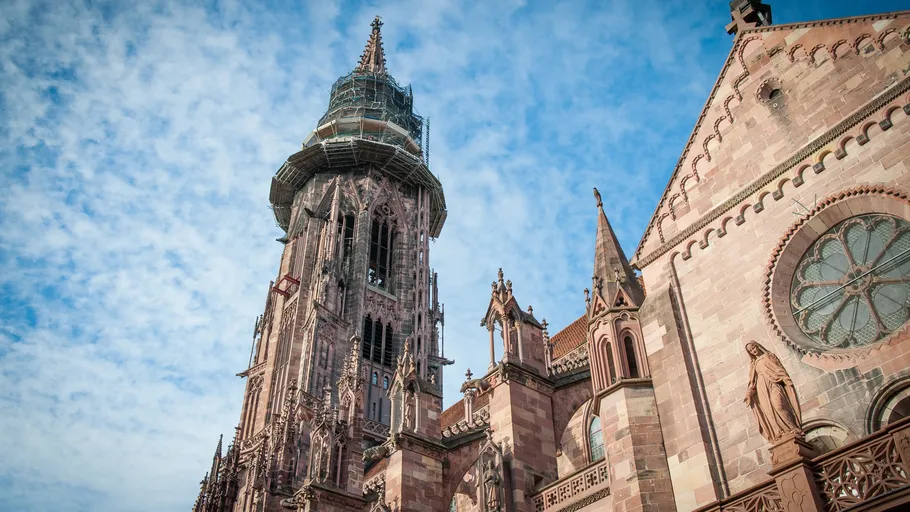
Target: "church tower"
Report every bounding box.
[196,17,449,512]
[248,13,446,438]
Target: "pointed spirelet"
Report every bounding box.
[356,16,387,73]
[592,187,644,307]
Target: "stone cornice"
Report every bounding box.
[489,362,555,395]
[390,431,447,460]
[441,429,486,450]
[594,377,653,401]
[236,361,267,378]
[552,368,591,389]
[300,482,368,509]
[635,74,910,269]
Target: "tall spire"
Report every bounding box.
[356,16,387,74]
[208,434,223,482]
[592,187,644,306]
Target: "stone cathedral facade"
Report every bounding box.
[194,3,910,512]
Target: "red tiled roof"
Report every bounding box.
[440,398,464,428]
[550,314,587,359]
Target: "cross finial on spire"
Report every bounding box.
[356,15,387,73]
[465,368,473,381]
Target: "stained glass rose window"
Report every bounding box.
[790,214,910,349]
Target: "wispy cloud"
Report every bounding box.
[1,0,899,510]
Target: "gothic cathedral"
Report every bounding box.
[195,3,910,512]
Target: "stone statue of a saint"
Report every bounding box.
[403,389,415,431]
[483,460,502,511]
[743,341,803,443]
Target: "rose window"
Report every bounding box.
[790,213,910,349]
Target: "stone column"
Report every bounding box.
[488,325,496,371]
[516,320,524,364]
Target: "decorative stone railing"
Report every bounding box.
[696,416,910,512]
[549,345,588,376]
[363,419,390,438]
[816,420,910,511]
[531,458,610,512]
[441,406,490,439]
[704,480,783,512]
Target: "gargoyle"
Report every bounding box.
[460,377,491,394]
[363,444,391,463]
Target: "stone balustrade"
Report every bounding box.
[531,458,610,512]
[697,416,910,512]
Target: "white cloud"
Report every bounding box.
[0,0,736,509]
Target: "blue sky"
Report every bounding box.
[0,0,905,510]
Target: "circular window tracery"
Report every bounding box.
[790,213,910,349]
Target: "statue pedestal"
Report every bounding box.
[768,435,824,512]
[769,434,817,468]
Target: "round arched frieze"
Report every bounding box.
[764,187,910,360]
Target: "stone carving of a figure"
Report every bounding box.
[743,341,803,443]
[403,389,415,431]
[483,460,501,511]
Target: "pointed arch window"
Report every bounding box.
[362,316,394,367]
[382,325,394,366]
[371,372,379,385]
[589,416,605,462]
[336,214,355,270]
[368,216,394,290]
[372,322,384,364]
[605,342,617,384]
[623,334,640,378]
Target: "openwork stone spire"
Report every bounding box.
[356,16,387,74]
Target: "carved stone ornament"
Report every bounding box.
[744,341,804,444]
[460,377,491,394]
[362,444,391,463]
[370,487,392,512]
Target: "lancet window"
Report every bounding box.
[368,215,394,290]
[589,416,605,462]
[361,316,394,366]
[604,341,617,384]
[335,214,355,268]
